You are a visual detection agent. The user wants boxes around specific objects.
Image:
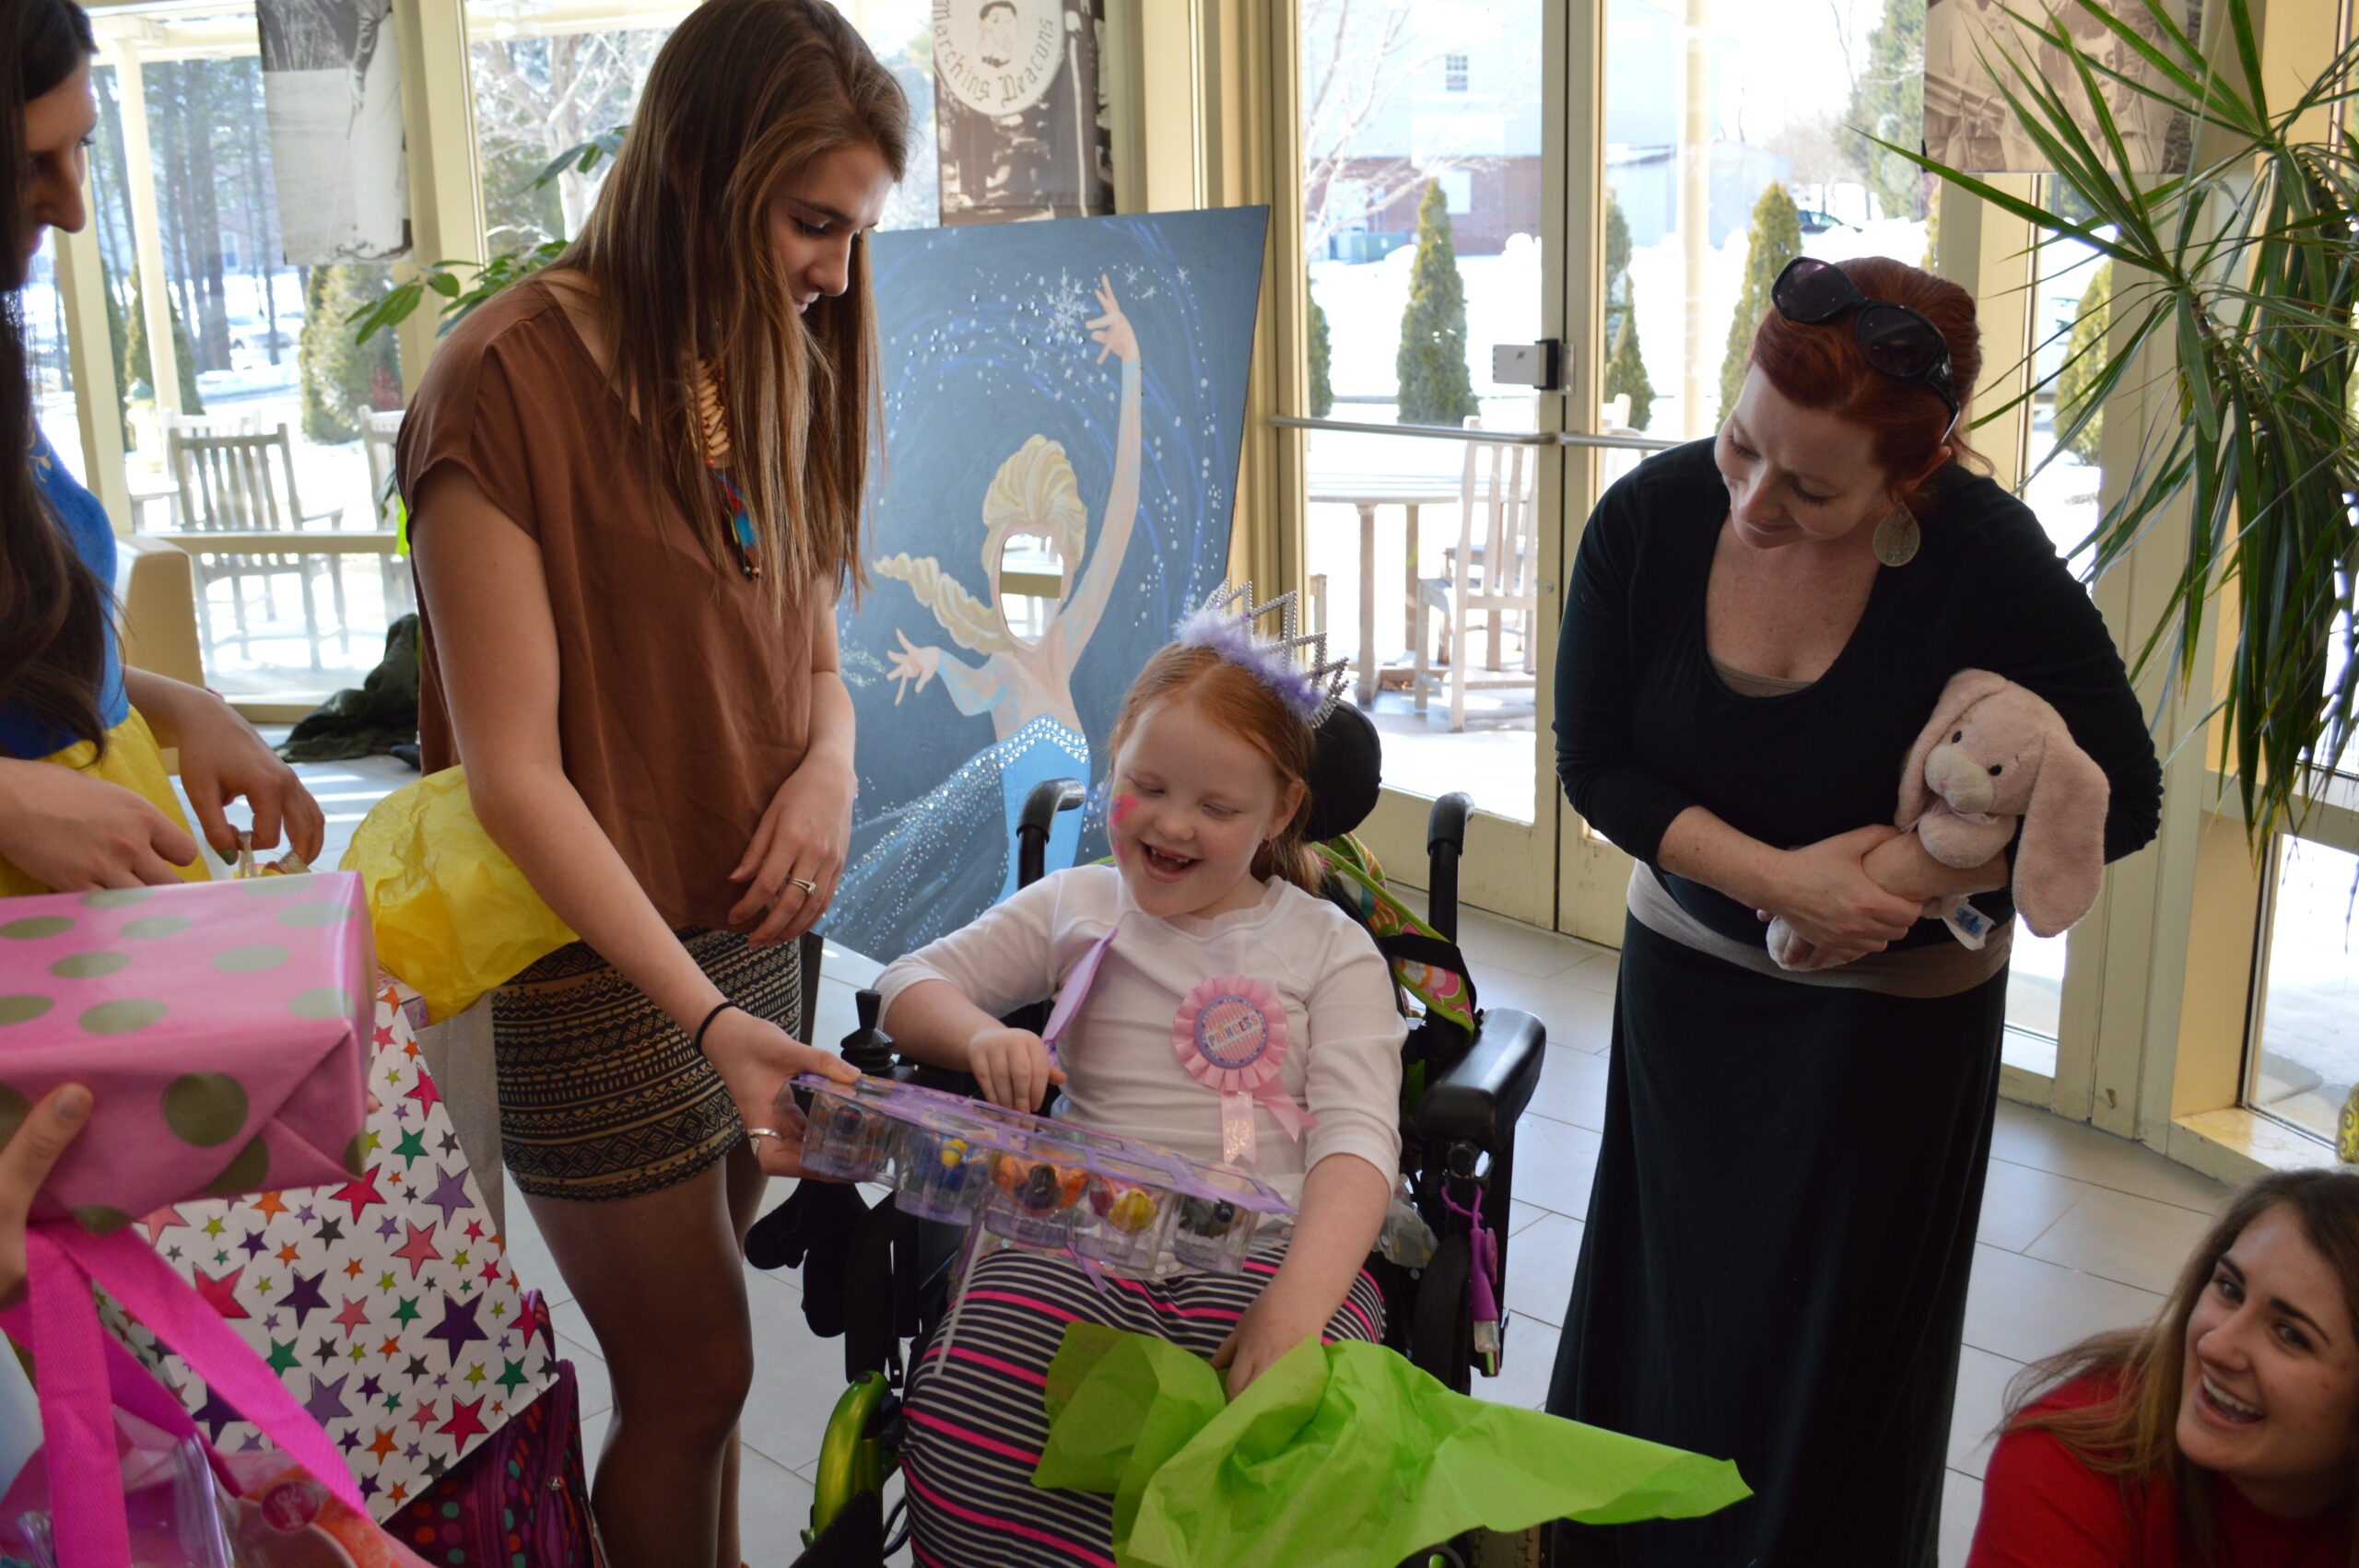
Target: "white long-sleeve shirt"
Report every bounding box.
[874,864,1404,1188]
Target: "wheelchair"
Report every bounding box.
[766,703,1548,1567]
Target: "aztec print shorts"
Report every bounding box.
[488,927,801,1202]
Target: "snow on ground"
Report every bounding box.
[1300,216,1938,703]
[1311,234,1546,423]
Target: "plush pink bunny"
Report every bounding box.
[1766,669,2111,970]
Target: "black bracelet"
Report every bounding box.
[693,1000,742,1053]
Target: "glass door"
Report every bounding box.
[1998,183,2105,1082]
[1553,0,1936,945]
[1292,0,1561,927]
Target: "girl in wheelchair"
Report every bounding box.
[873,588,1404,1565]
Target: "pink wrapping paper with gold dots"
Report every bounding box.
[0,872,372,1229]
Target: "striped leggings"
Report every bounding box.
[901,1238,1386,1568]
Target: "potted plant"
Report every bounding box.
[345,128,626,349]
[1884,0,2357,841]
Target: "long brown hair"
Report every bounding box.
[1107,645,1322,895]
[560,0,907,601]
[2002,1169,2359,1565]
[2,0,110,756]
[1745,255,1988,515]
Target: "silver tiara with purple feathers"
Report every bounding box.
[1173,582,1350,725]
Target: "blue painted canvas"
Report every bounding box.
[829,205,1268,966]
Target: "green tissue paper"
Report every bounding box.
[1033,1323,1749,1567]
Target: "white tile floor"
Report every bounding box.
[278,754,2236,1567]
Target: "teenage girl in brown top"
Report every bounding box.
[395,3,903,1562]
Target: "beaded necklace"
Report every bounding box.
[692,362,761,579]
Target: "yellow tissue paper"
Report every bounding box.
[339,766,573,1022]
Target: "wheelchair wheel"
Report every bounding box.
[806,1371,898,1549]
[1411,1232,1474,1396]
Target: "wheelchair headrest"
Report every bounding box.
[1303,701,1381,844]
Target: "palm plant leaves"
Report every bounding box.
[346,127,626,347]
[1877,0,2359,840]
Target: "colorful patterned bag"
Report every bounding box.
[1316,836,1476,1031]
[386,1355,603,1567]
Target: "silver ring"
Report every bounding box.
[787,876,818,896]
[745,1126,784,1146]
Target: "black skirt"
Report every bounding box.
[1549,916,2006,1567]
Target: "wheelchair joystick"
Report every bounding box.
[841,989,895,1077]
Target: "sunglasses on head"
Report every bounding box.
[1770,257,1961,434]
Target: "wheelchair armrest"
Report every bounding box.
[1425,792,1471,942]
[1414,1008,1545,1153]
[1426,792,1471,856]
[1017,778,1087,888]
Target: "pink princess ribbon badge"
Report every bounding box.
[1171,975,1316,1166]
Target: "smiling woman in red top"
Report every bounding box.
[1972,1169,2359,1566]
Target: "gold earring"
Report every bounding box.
[1872,505,1921,568]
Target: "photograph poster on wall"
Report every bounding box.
[255,0,411,263]
[933,0,1115,224]
[1923,0,2202,174]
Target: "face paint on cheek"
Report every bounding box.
[1109,793,1139,860]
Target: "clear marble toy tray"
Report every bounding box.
[784,1071,1292,1276]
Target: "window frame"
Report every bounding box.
[2233,774,2359,1151]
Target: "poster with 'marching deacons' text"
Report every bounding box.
[933,0,1114,223]
[827,206,1267,967]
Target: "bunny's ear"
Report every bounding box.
[1898,670,2013,826]
[2013,723,2111,937]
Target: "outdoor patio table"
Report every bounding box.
[127,468,179,531]
[1306,474,1461,707]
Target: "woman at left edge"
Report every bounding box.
[0,0,323,896]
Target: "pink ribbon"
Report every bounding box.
[1171,975,1316,1144]
[4,1222,365,1564]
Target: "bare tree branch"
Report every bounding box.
[1299,0,1530,254]
[471,28,662,241]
